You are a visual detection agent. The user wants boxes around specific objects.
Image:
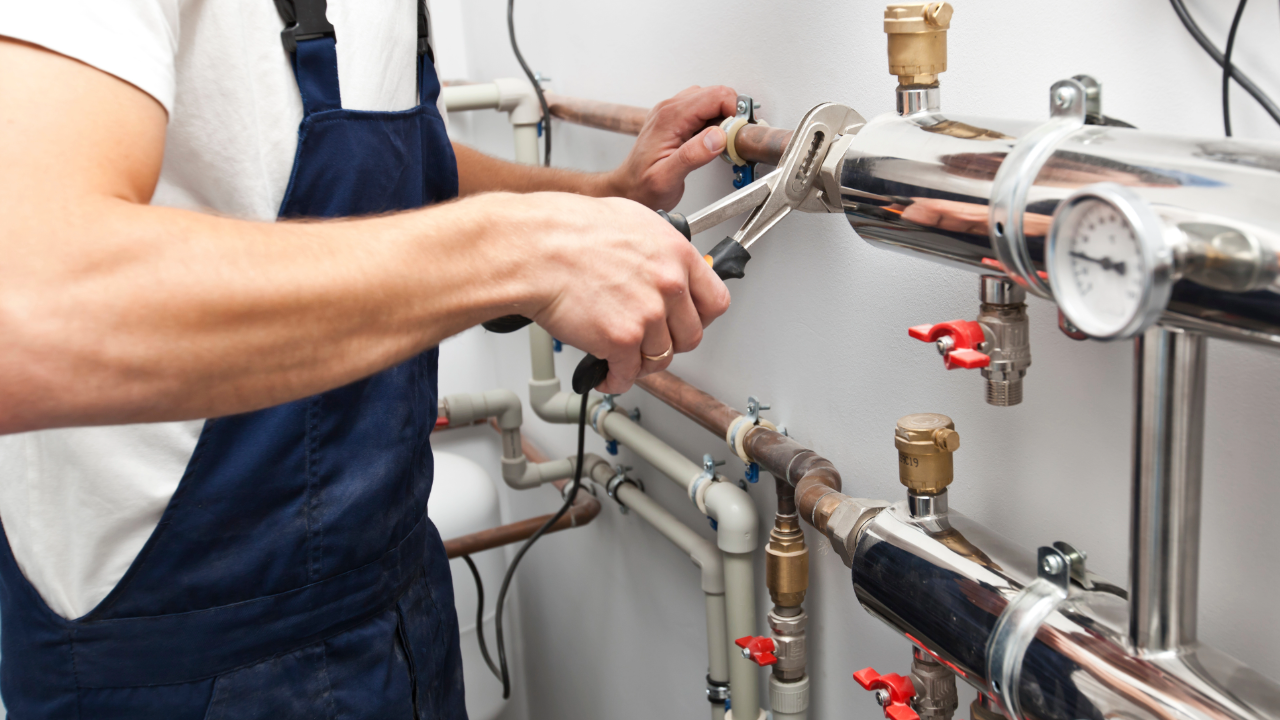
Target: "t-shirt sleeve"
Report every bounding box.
[0,0,181,114]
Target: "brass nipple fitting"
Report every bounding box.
[895,413,960,495]
[884,2,953,87]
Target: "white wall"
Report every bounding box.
[432,1,1280,718]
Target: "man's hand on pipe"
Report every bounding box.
[605,85,739,211]
[504,193,730,394]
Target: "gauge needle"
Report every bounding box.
[1070,251,1126,276]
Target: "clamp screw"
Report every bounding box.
[1041,554,1066,575]
[703,454,726,474]
[1054,85,1076,109]
[737,99,748,114]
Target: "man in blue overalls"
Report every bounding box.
[0,0,736,716]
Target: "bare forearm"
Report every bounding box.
[453,142,622,198]
[0,194,534,433]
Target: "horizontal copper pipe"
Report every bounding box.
[545,93,792,166]
[635,371,739,437]
[441,424,601,559]
[637,371,844,531]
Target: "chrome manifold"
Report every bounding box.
[849,500,1280,720]
[836,93,1280,348]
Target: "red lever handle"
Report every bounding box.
[908,320,990,370]
[734,635,778,666]
[854,667,919,720]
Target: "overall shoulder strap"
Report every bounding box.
[417,1,441,105]
[275,0,342,115]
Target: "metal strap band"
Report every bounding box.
[988,78,1087,299]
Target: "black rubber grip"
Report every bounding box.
[572,354,611,395]
[482,314,535,333]
[705,237,751,280]
[658,210,691,240]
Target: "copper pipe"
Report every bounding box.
[636,371,844,531]
[546,93,647,135]
[441,422,601,559]
[635,372,739,437]
[545,93,792,166]
[734,123,791,167]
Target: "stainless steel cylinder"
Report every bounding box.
[838,110,1280,347]
[851,502,1280,720]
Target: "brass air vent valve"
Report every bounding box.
[895,413,959,496]
[884,3,953,87]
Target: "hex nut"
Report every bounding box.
[824,498,890,567]
[768,610,809,636]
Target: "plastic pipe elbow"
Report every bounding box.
[704,482,759,555]
[504,456,576,490]
[441,389,523,430]
[493,77,544,127]
[691,540,727,595]
[528,380,594,425]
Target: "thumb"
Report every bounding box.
[659,126,726,180]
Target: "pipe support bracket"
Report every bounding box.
[985,545,1073,720]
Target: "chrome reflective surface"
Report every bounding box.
[839,110,1280,347]
[1131,327,1206,652]
[852,502,1280,720]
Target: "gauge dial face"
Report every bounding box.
[1051,196,1148,337]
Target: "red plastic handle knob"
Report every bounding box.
[908,320,991,370]
[854,667,919,720]
[734,635,778,666]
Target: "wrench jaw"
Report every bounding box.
[734,103,868,252]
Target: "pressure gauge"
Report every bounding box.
[1047,183,1174,339]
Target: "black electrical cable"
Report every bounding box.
[1168,0,1280,127]
[491,391,587,698]
[1223,0,1250,136]
[507,0,552,167]
[461,555,500,680]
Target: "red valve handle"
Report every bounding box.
[854,667,919,720]
[908,320,991,370]
[734,636,778,667]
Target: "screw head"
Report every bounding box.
[875,689,890,706]
[1041,554,1066,575]
[935,336,955,356]
[1053,86,1075,109]
[737,100,748,114]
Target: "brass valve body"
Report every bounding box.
[766,514,809,608]
[895,413,960,494]
[884,2,953,86]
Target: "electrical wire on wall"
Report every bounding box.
[474,392,588,699]
[1222,0,1249,136]
[1168,0,1280,129]
[508,0,552,166]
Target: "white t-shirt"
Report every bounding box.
[0,0,430,620]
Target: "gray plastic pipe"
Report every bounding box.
[440,389,574,489]
[581,453,729,720]
[523,281,762,719]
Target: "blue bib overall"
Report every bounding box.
[0,2,467,717]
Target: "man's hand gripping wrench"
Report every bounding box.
[481,103,866,393]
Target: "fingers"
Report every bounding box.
[664,286,704,354]
[686,244,731,328]
[638,303,676,375]
[651,85,739,138]
[651,126,726,191]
